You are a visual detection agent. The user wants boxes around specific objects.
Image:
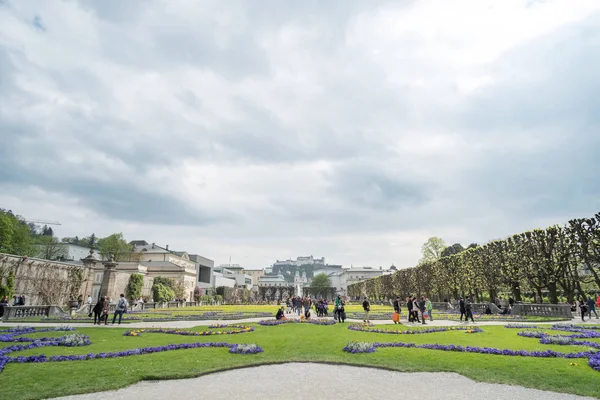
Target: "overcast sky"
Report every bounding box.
[1,0,599,269]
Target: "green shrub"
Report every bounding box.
[125,274,144,301]
[152,283,174,303]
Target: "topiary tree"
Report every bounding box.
[125,274,144,302]
[152,283,174,303]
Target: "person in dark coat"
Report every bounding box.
[92,297,105,325]
[459,297,466,321]
[406,296,414,323]
[275,307,284,320]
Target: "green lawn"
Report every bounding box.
[1,322,599,399]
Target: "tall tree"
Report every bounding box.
[310,273,332,298]
[36,235,66,260]
[420,237,446,263]
[0,209,35,256]
[97,233,130,261]
[440,243,465,258]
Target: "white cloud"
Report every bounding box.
[1,0,599,269]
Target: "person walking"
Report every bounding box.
[112,293,128,325]
[465,297,475,323]
[362,297,371,323]
[337,302,346,323]
[412,296,421,323]
[426,297,433,322]
[586,296,599,319]
[334,295,342,321]
[92,297,105,325]
[418,296,427,325]
[87,295,93,314]
[406,297,414,323]
[393,296,401,324]
[459,297,466,321]
[578,297,588,321]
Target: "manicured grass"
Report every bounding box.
[1,322,600,399]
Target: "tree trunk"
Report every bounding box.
[574,280,585,300]
[536,287,543,304]
[488,288,497,304]
[511,282,522,302]
[547,282,559,304]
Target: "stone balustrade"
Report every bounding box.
[1,306,68,321]
[512,303,572,318]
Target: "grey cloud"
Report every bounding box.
[325,161,430,211]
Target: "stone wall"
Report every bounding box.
[0,253,93,306]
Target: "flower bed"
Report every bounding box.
[348,325,479,334]
[229,344,263,354]
[123,325,254,337]
[0,325,262,374]
[343,324,600,373]
[505,324,540,329]
[342,341,376,353]
[370,342,595,359]
[258,318,336,326]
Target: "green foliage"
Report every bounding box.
[353,212,600,303]
[309,273,333,298]
[440,243,465,258]
[67,268,85,300]
[126,274,144,301]
[215,286,232,302]
[152,283,174,303]
[35,235,66,260]
[97,233,130,261]
[420,237,446,263]
[0,270,15,300]
[153,276,174,288]
[311,273,332,288]
[0,209,36,256]
[172,280,186,300]
[199,294,212,303]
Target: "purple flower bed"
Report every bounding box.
[505,324,540,329]
[590,352,600,371]
[229,344,264,354]
[343,324,600,373]
[342,341,376,353]
[258,318,336,326]
[539,337,600,350]
[122,326,254,337]
[348,325,479,334]
[0,325,262,373]
[370,342,596,359]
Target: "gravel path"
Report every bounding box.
[55,363,595,400]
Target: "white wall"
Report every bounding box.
[214,274,236,288]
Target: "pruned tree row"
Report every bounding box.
[348,213,600,304]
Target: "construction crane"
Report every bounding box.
[23,219,62,226]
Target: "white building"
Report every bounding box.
[213,265,252,289]
[257,274,288,288]
[273,256,325,267]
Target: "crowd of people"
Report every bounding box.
[89,293,129,325]
[576,295,600,321]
